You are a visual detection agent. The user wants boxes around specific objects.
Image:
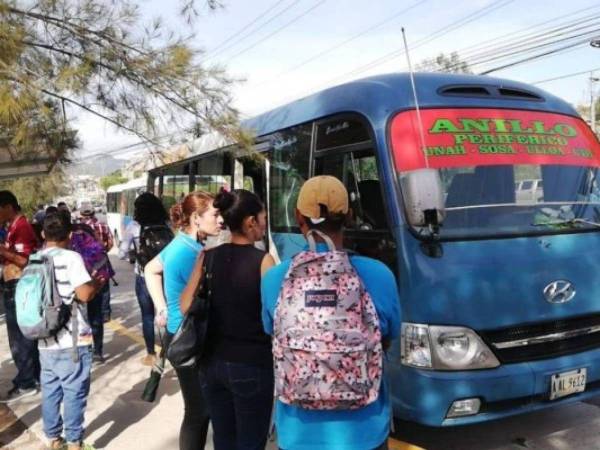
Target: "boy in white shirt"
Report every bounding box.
[39,213,102,450]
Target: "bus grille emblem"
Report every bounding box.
[543,280,575,304]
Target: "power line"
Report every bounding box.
[532,66,600,85]
[206,0,302,61]
[250,0,429,88]
[437,14,600,73]
[452,3,600,61]
[303,0,514,97]
[207,0,289,55]
[224,0,328,62]
[435,26,600,76]
[480,37,593,75]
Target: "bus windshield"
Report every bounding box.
[391,108,600,238]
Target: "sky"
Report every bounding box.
[75,0,600,160]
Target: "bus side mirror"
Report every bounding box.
[401,168,446,229]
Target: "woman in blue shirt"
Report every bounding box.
[145,191,222,450]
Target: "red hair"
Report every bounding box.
[170,191,214,229]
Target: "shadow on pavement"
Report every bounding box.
[86,369,180,449]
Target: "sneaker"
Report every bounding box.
[0,385,39,403]
[92,353,105,364]
[141,354,157,366]
[48,437,66,450]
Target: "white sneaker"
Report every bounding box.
[0,386,39,403]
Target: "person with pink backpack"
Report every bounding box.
[261,176,401,450]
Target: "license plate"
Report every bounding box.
[550,368,586,400]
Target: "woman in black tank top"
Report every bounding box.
[181,189,275,450]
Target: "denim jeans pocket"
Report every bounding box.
[227,363,262,398]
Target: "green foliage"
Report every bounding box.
[0,169,66,216]
[417,51,472,74]
[100,171,127,191]
[0,0,243,163]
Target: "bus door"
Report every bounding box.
[194,151,233,194]
[233,151,267,200]
[312,115,397,269]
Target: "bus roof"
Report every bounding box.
[243,72,577,138]
[106,175,147,193]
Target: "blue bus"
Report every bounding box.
[148,72,600,426]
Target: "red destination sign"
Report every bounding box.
[391,108,600,172]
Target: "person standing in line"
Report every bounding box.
[261,176,401,450]
[0,191,40,402]
[119,192,171,366]
[180,189,275,450]
[145,191,222,450]
[65,209,114,364]
[37,213,103,450]
[78,202,114,323]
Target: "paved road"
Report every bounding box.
[2,255,600,449]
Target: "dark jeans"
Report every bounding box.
[200,359,274,450]
[135,275,155,355]
[165,332,210,450]
[101,282,111,321]
[87,283,109,356]
[2,280,40,389]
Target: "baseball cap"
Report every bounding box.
[79,201,95,216]
[296,176,349,224]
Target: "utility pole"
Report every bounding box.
[591,39,600,134]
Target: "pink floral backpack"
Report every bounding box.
[273,230,383,410]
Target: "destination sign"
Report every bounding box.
[391,108,600,171]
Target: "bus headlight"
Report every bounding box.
[401,323,500,370]
[401,323,433,368]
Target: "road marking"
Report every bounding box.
[106,321,424,449]
[105,320,162,353]
[389,438,426,450]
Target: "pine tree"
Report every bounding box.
[0,0,243,154]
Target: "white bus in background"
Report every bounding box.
[106,176,147,244]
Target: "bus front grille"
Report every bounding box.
[479,313,600,364]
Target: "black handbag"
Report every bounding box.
[166,251,215,369]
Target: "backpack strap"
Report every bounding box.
[306,229,336,252]
[71,301,79,362]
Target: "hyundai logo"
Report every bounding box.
[543,280,576,304]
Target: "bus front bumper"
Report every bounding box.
[388,346,600,426]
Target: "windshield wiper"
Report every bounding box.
[532,218,600,228]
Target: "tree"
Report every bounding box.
[0,169,67,217]
[417,51,472,74]
[99,170,128,191]
[0,0,247,161]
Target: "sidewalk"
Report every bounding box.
[0,255,194,449]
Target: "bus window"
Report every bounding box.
[314,149,396,268]
[194,152,232,194]
[162,164,191,210]
[236,155,266,200]
[268,124,311,232]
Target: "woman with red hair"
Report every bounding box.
[145,191,222,450]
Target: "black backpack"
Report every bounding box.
[135,224,174,269]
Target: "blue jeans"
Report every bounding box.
[87,283,110,356]
[2,280,40,389]
[135,275,155,355]
[200,360,274,450]
[40,346,92,444]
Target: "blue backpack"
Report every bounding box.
[15,249,74,341]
